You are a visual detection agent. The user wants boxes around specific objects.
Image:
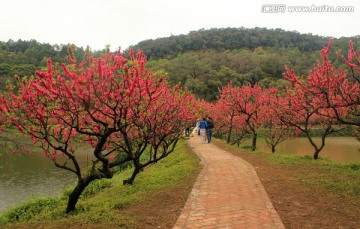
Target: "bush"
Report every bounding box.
[347,164,360,171]
[240,145,253,150]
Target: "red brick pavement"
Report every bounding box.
[173,136,285,229]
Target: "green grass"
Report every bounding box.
[267,153,360,196]
[0,140,201,228]
[265,153,360,197]
[306,162,360,196]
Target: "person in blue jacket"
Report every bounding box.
[198,118,208,143]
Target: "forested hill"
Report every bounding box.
[0,39,105,90]
[131,27,360,100]
[129,27,360,60]
[1,27,359,100]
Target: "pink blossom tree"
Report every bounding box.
[0,48,194,213]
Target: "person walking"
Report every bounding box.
[198,118,208,143]
[206,117,214,143]
[185,126,190,137]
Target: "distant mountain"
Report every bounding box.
[129,27,360,60]
[129,27,360,100]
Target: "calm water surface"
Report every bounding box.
[246,137,360,163]
[0,140,91,214]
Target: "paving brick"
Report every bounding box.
[173,136,285,229]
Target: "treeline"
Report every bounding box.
[139,28,360,100]
[1,27,360,99]
[147,47,323,101]
[130,27,360,60]
[0,39,104,89]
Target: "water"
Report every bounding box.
[246,137,360,163]
[0,139,92,214]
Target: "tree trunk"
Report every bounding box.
[313,150,320,159]
[271,145,275,153]
[66,181,87,213]
[65,170,113,213]
[227,112,235,144]
[123,166,141,185]
[306,127,331,160]
[226,126,232,144]
[251,133,257,151]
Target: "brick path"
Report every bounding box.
[173,136,285,229]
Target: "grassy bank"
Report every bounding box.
[0,140,201,229]
[213,138,360,228]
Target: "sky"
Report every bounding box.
[0,0,359,51]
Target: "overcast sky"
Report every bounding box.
[0,0,359,51]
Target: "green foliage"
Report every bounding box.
[0,197,61,223]
[240,145,253,150]
[0,140,201,227]
[348,164,360,171]
[300,155,315,160]
[61,178,114,203]
[135,27,360,101]
[0,63,11,75]
[297,127,353,137]
[131,28,330,59]
[0,39,103,92]
[147,44,322,100]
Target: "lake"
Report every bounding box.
[0,138,91,214]
[244,137,360,163]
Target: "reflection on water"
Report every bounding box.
[246,137,360,163]
[0,140,92,214]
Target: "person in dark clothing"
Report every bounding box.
[206,117,214,143]
[185,126,190,137]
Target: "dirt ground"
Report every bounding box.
[119,140,360,229]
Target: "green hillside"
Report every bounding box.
[1,27,359,100]
[130,27,360,60]
[133,28,359,100]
